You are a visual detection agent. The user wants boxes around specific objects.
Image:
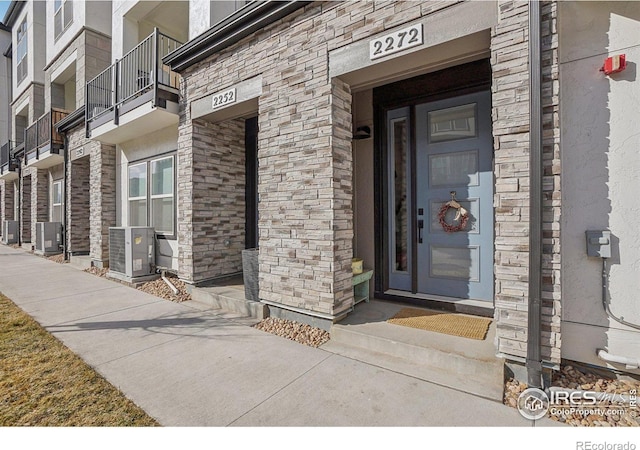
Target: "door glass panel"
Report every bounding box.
[430,198,479,234]
[430,245,480,281]
[392,118,408,272]
[429,150,479,187]
[428,103,476,143]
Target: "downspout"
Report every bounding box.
[526,0,544,389]
[16,155,21,246]
[62,134,69,261]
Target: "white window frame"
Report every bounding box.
[128,161,148,227]
[16,19,27,83]
[51,179,63,223]
[54,0,73,40]
[14,181,19,221]
[127,155,176,237]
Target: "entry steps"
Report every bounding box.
[321,299,505,401]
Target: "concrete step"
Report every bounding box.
[69,255,92,270]
[190,285,268,320]
[323,300,505,401]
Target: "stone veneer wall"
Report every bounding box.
[540,1,561,365]
[0,180,15,225]
[89,142,116,266]
[177,1,390,317]
[492,0,561,365]
[67,155,90,254]
[30,168,49,241]
[20,171,31,243]
[177,117,246,281]
[177,0,563,344]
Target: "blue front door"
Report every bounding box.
[415,91,493,301]
[386,91,494,302]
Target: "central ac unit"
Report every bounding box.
[109,227,155,280]
[2,220,18,244]
[35,222,62,255]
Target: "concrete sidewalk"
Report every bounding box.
[0,245,551,426]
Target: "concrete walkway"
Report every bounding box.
[0,245,554,427]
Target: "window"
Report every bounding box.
[16,19,27,83]
[128,155,175,236]
[14,181,19,221]
[54,0,73,39]
[52,180,63,223]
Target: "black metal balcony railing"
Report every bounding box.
[0,141,17,173]
[86,29,182,124]
[24,108,69,162]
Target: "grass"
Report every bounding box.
[0,294,159,426]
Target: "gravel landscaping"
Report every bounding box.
[84,266,108,277]
[46,254,66,264]
[253,317,330,348]
[505,364,640,426]
[136,275,191,303]
[82,267,192,303]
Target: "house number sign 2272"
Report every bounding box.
[369,23,424,60]
[211,87,236,110]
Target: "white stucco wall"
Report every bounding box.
[0,29,11,144]
[115,126,179,270]
[560,1,640,372]
[112,0,189,60]
[46,0,112,67]
[13,1,46,100]
[188,0,210,40]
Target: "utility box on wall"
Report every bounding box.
[585,230,612,258]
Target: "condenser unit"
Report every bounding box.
[108,227,156,281]
[35,222,62,255]
[2,220,18,244]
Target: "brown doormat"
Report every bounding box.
[387,308,492,340]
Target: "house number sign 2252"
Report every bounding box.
[369,23,424,60]
[211,88,236,110]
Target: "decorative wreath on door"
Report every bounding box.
[438,192,469,233]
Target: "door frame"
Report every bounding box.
[373,59,494,316]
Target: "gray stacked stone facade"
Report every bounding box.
[20,171,31,243]
[67,154,90,254]
[89,141,116,266]
[0,180,15,225]
[492,1,561,365]
[30,167,49,241]
[178,117,246,282]
[540,1,561,364]
[175,0,562,359]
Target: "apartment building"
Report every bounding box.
[0,22,13,240]
[1,0,639,395]
[162,0,640,385]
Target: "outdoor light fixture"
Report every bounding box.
[600,54,626,75]
[353,125,371,140]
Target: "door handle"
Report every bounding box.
[418,219,424,244]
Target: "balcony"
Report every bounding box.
[24,109,70,169]
[86,29,182,144]
[0,141,19,181]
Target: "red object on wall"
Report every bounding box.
[600,54,627,75]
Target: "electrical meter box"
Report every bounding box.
[585,230,611,258]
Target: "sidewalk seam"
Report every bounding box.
[225,352,335,426]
